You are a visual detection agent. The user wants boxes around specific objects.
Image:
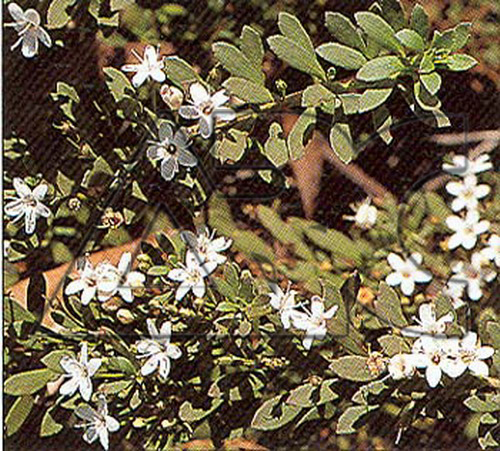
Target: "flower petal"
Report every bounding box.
[190,83,210,105]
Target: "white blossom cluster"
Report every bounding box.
[442,154,497,305]
[387,303,494,388]
[267,283,338,350]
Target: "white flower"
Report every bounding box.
[179,83,236,139]
[385,252,432,296]
[344,197,377,229]
[121,45,165,87]
[113,252,146,303]
[442,280,466,310]
[168,251,217,300]
[135,320,182,379]
[481,234,500,267]
[442,154,493,177]
[59,343,101,401]
[65,259,100,305]
[75,395,120,451]
[180,227,232,266]
[402,303,453,338]
[5,178,50,234]
[388,353,420,380]
[448,252,496,301]
[446,210,489,250]
[268,282,299,329]
[6,3,52,58]
[411,336,459,388]
[291,296,338,350]
[147,123,197,181]
[450,332,494,378]
[445,175,490,212]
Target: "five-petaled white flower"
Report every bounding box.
[6,3,52,58]
[442,154,493,177]
[291,296,338,350]
[446,209,489,250]
[121,45,165,87]
[268,282,299,329]
[402,303,453,338]
[59,343,101,401]
[444,332,494,379]
[481,234,500,267]
[65,258,100,305]
[5,177,51,234]
[344,197,377,229]
[445,175,490,212]
[411,336,459,388]
[135,320,182,379]
[179,83,236,139]
[168,251,217,300]
[147,123,197,181]
[387,353,421,380]
[180,226,232,266]
[448,252,496,301]
[75,395,120,451]
[385,252,432,296]
[111,252,146,303]
[442,280,466,310]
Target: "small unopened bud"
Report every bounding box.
[117,308,135,324]
[100,208,124,229]
[101,297,121,312]
[160,84,184,110]
[366,351,387,376]
[68,197,81,211]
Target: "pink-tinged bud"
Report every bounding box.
[160,84,184,110]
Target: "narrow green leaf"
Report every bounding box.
[302,84,339,114]
[355,12,404,53]
[316,43,367,70]
[464,394,500,413]
[264,122,289,167]
[374,283,408,328]
[325,12,366,51]
[337,405,378,434]
[251,396,302,430]
[329,356,379,382]
[433,23,472,51]
[414,81,442,111]
[420,72,442,96]
[103,67,134,101]
[446,54,478,71]
[379,0,406,31]
[212,129,248,163]
[164,56,200,87]
[329,122,355,163]
[47,0,77,29]
[6,395,34,436]
[419,52,435,73]
[40,408,63,437]
[378,335,410,356]
[356,56,405,82]
[410,4,430,38]
[241,25,264,66]
[339,93,360,115]
[5,369,56,396]
[358,88,393,113]
[395,29,425,51]
[56,170,74,197]
[212,42,263,84]
[223,77,273,104]
[41,350,74,373]
[278,12,315,53]
[287,107,316,160]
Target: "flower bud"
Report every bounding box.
[160,84,184,110]
[117,308,135,324]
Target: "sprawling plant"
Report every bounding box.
[4,0,498,449]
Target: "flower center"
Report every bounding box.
[167,144,177,155]
[22,195,37,208]
[201,101,214,115]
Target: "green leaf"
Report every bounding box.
[446,54,478,71]
[103,67,134,102]
[433,23,472,51]
[164,56,200,88]
[410,4,430,38]
[179,398,224,422]
[53,82,80,102]
[5,369,56,396]
[212,129,248,163]
[374,283,408,329]
[251,396,302,430]
[278,12,315,54]
[40,408,63,437]
[241,26,264,66]
[268,36,326,81]
[41,350,74,373]
[302,84,339,114]
[56,170,74,197]
[414,81,442,111]
[329,122,355,164]
[6,395,34,436]
[212,42,263,84]
[355,12,404,53]
[316,43,367,70]
[264,122,289,167]
[223,77,273,104]
[106,356,136,375]
[287,107,316,160]
[329,356,379,382]
[464,394,500,413]
[324,12,366,51]
[47,0,77,29]
[379,0,406,31]
[419,52,435,73]
[147,266,169,276]
[420,72,442,96]
[337,405,378,434]
[372,106,393,144]
[378,335,410,356]
[356,56,405,82]
[286,384,317,407]
[358,88,393,113]
[395,29,425,51]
